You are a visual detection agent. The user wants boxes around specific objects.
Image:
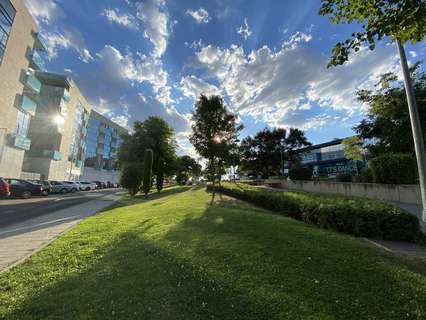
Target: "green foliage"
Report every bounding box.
[239,128,311,178]
[173,155,201,185]
[319,0,426,66]
[190,95,243,193]
[359,167,374,183]
[120,162,143,196]
[342,136,364,161]
[369,153,418,184]
[289,165,313,181]
[336,173,353,182]
[142,149,154,197]
[118,117,176,175]
[156,159,164,192]
[211,183,421,241]
[355,66,426,156]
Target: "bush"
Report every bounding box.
[208,183,421,242]
[156,159,164,192]
[359,167,374,183]
[369,153,418,184]
[120,162,143,196]
[336,173,352,182]
[142,149,154,198]
[289,165,312,181]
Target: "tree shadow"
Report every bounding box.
[2,190,426,319]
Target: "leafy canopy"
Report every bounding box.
[239,128,311,178]
[319,0,426,66]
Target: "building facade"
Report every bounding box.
[292,138,366,177]
[81,110,126,184]
[0,0,46,178]
[23,72,92,181]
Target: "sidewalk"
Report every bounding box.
[0,191,124,273]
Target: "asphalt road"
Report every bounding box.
[0,189,123,228]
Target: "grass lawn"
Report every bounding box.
[1,186,426,319]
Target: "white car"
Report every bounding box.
[61,181,80,193]
[78,181,97,191]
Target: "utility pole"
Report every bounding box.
[397,41,426,222]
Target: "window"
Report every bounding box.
[0,0,15,64]
[15,110,31,137]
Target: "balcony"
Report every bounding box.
[63,89,71,102]
[57,124,65,135]
[33,32,47,52]
[25,72,41,93]
[21,95,37,116]
[60,100,68,116]
[42,150,62,161]
[30,50,45,70]
[10,134,31,151]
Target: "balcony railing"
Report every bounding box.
[33,32,47,52]
[30,50,45,70]
[63,89,71,102]
[25,72,41,93]
[21,95,37,116]
[42,150,62,161]
[11,134,31,151]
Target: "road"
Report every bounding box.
[0,189,122,228]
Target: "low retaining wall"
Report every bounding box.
[264,179,421,205]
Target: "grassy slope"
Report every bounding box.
[0,186,425,320]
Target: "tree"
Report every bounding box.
[239,128,311,179]
[120,162,143,196]
[190,95,243,203]
[173,155,202,185]
[142,149,153,199]
[319,0,426,221]
[156,159,164,192]
[342,136,364,161]
[354,66,426,156]
[118,117,176,175]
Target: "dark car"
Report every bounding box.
[31,180,52,196]
[5,179,46,199]
[92,181,102,189]
[0,177,10,198]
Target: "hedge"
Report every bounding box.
[208,183,421,242]
[369,153,418,184]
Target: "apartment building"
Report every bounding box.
[23,72,92,181]
[81,110,127,184]
[0,0,46,178]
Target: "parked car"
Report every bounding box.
[0,177,10,198]
[31,180,53,196]
[79,181,97,191]
[92,181,103,189]
[61,181,80,193]
[4,178,45,199]
[49,181,73,194]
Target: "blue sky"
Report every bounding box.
[24,0,426,157]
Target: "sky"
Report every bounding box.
[24,0,426,158]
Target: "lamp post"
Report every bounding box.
[397,42,426,222]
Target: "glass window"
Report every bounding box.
[15,110,31,137]
[0,0,16,22]
[0,0,14,64]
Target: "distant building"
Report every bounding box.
[81,110,127,184]
[23,72,92,181]
[288,138,365,177]
[0,0,47,178]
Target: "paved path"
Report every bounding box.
[0,191,124,273]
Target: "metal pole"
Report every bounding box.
[397,41,426,222]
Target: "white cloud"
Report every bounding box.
[409,51,418,58]
[186,8,211,24]
[102,8,139,30]
[180,75,221,99]
[189,31,400,129]
[236,18,252,40]
[24,0,61,25]
[136,0,169,58]
[43,30,93,63]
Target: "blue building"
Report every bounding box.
[81,110,127,183]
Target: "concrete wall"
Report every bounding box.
[0,0,38,178]
[264,179,421,205]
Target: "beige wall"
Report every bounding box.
[264,179,422,205]
[0,0,38,178]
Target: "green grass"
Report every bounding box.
[1,186,426,319]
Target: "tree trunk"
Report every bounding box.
[210,159,216,205]
[397,41,426,222]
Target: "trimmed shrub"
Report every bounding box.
[289,165,312,181]
[142,149,154,198]
[120,162,143,196]
[156,159,164,192]
[336,173,352,182]
[208,183,421,242]
[369,153,418,184]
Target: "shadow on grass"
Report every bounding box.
[99,186,193,212]
[2,189,426,320]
